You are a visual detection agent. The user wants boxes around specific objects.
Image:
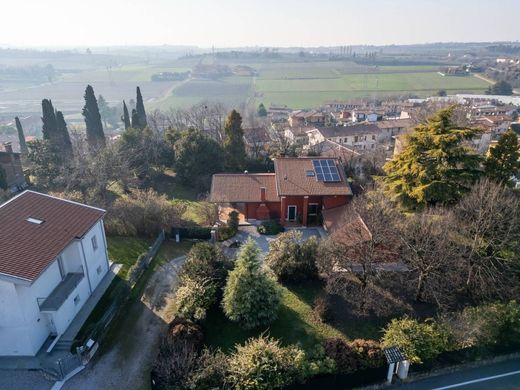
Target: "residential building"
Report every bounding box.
[288,110,325,127]
[0,142,27,192]
[0,191,109,356]
[306,123,381,150]
[210,157,352,226]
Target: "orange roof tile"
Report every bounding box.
[210,173,278,203]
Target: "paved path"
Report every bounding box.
[395,358,520,389]
[62,256,186,390]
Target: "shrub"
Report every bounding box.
[151,317,204,389]
[175,278,217,321]
[350,339,385,369]
[381,317,451,364]
[127,252,148,284]
[323,338,359,373]
[265,231,318,282]
[303,344,336,377]
[227,336,306,390]
[228,210,240,233]
[178,226,212,239]
[179,242,230,289]
[257,220,284,235]
[222,239,282,329]
[187,349,228,390]
[313,295,332,323]
[218,225,236,241]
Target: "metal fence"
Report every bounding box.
[128,229,166,286]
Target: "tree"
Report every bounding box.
[175,278,216,321]
[179,242,229,289]
[265,231,318,282]
[383,106,483,208]
[122,100,131,129]
[135,86,147,129]
[55,110,73,157]
[381,317,451,364]
[437,89,447,97]
[223,110,246,171]
[97,95,110,128]
[41,99,58,141]
[227,336,306,390]
[486,80,513,96]
[257,103,267,117]
[173,130,224,191]
[82,85,105,149]
[15,117,28,154]
[484,129,520,186]
[27,139,62,189]
[222,239,281,329]
[131,108,140,129]
[0,165,7,190]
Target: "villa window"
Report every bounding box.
[91,235,98,251]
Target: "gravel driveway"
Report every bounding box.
[62,256,186,390]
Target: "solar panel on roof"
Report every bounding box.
[312,159,341,182]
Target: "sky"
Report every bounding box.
[1,0,519,48]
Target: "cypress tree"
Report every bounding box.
[383,106,483,208]
[122,100,131,129]
[135,86,147,129]
[82,85,105,149]
[41,99,58,141]
[131,108,140,129]
[15,117,28,154]
[55,110,73,156]
[223,110,246,171]
[484,129,520,186]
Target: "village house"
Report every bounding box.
[284,126,314,145]
[0,142,27,193]
[210,157,352,226]
[0,191,110,356]
[267,104,292,122]
[288,110,325,127]
[306,123,382,151]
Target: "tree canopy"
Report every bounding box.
[484,129,520,186]
[15,117,28,154]
[82,85,105,149]
[383,106,482,208]
[223,110,246,171]
[122,100,131,129]
[257,103,267,117]
[135,86,147,129]
[486,80,513,96]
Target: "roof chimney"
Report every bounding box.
[260,187,266,202]
[3,142,13,153]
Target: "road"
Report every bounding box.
[395,358,520,389]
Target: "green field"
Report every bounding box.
[151,59,490,110]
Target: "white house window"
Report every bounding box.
[73,295,81,305]
[97,265,102,275]
[91,235,98,251]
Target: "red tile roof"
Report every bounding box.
[322,205,372,246]
[209,173,278,203]
[274,158,352,196]
[0,191,105,282]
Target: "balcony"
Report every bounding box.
[38,267,85,312]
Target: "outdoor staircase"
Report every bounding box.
[53,338,74,352]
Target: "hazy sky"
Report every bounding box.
[2,0,519,48]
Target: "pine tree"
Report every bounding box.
[122,100,131,129]
[223,110,246,171]
[484,129,520,186]
[82,85,105,149]
[41,99,58,141]
[257,103,267,117]
[15,117,28,154]
[55,110,73,156]
[131,108,140,129]
[383,106,483,208]
[135,86,147,129]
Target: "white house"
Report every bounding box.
[0,191,109,356]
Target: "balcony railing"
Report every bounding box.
[38,266,85,312]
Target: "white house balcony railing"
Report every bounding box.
[37,266,85,312]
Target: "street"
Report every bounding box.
[395,358,520,389]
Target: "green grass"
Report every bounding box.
[153,169,200,201]
[107,236,153,280]
[203,281,385,354]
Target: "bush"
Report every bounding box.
[227,336,306,390]
[222,239,282,329]
[187,349,228,390]
[447,300,520,349]
[323,338,359,373]
[350,339,385,369]
[151,317,204,389]
[178,226,212,239]
[265,231,318,282]
[257,220,284,235]
[218,225,236,241]
[175,278,217,321]
[179,242,230,289]
[303,344,336,377]
[313,295,332,323]
[228,210,240,233]
[381,317,451,364]
[127,252,148,284]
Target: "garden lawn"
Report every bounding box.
[107,236,153,280]
[203,280,386,354]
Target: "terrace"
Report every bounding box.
[38,268,85,312]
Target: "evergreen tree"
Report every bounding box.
[257,103,267,117]
[41,99,58,141]
[222,239,281,329]
[486,81,513,96]
[131,108,140,129]
[0,165,7,190]
[135,86,147,129]
[223,110,246,171]
[82,85,105,149]
[383,106,483,208]
[97,95,110,128]
[484,129,520,186]
[15,117,28,154]
[55,110,73,156]
[122,100,131,129]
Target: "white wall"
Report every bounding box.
[79,220,109,292]
[52,277,90,335]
